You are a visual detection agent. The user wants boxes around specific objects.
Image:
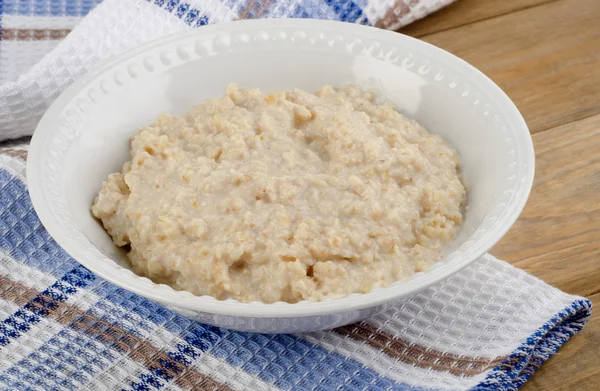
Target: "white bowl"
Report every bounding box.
[27,19,534,333]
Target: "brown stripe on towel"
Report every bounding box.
[334,322,511,376]
[1,148,28,160]
[237,0,274,20]
[1,29,71,41]
[375,0,420,29]
[0,275,232,391]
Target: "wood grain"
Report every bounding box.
[521,292,600,391]
[400,0,556,37]
[491,114,600,297]
[418,0,600,134]
[415,2,600,387]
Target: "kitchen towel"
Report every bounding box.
[0,0,455,142]
[0,151,593,390]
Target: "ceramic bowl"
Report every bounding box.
[27,19,534,333]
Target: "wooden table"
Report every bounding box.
[400,0,600,389]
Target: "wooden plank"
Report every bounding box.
[521,292,600,391]
[491,114,600,297]
[418,0,600,134]
[400,0,556,37]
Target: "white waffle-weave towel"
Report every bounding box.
[0,151,593,391]
[0,0,455,142]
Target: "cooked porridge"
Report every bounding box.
[92,84,466,303]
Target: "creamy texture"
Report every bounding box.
[92,84,466,303]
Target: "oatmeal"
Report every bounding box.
[92,84,466,303]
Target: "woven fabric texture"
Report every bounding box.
[0,151,593,391]
[0,0,455,142]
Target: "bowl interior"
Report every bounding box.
[29,20,533,313]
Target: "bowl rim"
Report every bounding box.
[27,18,535,318]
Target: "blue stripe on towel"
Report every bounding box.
[0,169,80,278]
[473,299,592,390]
[0,264,94,346]
[1,0,102,17]
[146,0,209,27]
[0,326,128,390]
[323,0,368,23]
